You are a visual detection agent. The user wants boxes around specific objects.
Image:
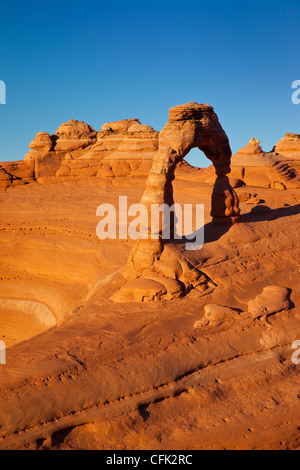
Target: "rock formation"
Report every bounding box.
[194,304,244,327]
[27,118,158,183]
[274,133,300,157]
[230,137,300,189]
[189,136,300,189]
[80,119,158,180]
[1,117,300,192]
[0,118,159,189]
[237,137,263,156]
[111,102,240,302]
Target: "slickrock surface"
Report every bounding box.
[0,104,299,450]
[0,172,299,450]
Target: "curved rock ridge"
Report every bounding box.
[0,298,57,347]
[111,102,240,303]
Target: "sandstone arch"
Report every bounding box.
[112,102,240,302]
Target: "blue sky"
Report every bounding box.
[0,0,299,167]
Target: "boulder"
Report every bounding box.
[229,177,245,188]
[194,304,243,327]
[248,286,292,317]
[101,119,140,133]
[53,119,97,151]
[29,132,53,152]
[271,181,286,190]
[250,205,271,213]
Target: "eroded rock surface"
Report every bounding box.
[0,166,299,450]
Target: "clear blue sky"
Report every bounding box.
[0,0,299,167]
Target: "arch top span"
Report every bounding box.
[160,102,232,176]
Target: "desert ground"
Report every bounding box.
[0,108,299,450]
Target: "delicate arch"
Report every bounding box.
[112,102,240,302]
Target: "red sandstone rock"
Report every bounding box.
[229,177,245,188]
[3,114,300,195]
[194,304,245,327]
[0,152,299,449]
